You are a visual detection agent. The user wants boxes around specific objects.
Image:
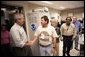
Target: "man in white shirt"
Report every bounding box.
[30,16,58,56]
[10,13,33,56]
[60,17,77,56]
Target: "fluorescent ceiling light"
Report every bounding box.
[59,6,65,9]
[41,1,53,4]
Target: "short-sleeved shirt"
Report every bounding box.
[34,25,58,46]
[60,23,76,36]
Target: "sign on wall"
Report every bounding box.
[30,23,37,31]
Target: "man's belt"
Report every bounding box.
[39,44,51,47]
[62,35,73,37]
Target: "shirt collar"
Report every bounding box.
[15,23,23,28]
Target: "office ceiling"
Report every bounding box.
[1,1,84,10]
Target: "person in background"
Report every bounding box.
[72,16,82,51]
[29,16,58,56]
[1,24,11,56]
[50,19,60,56]
[50,19,60,36]
[60,17,77,56]
[10,13,33,56]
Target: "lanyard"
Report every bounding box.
[66,25,70,32]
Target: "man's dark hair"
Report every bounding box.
[66,17,72,21]
[41,15,49,24]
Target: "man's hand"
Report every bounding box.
[72,35,76,41]
[27,41,33,46]
[25,41,33,47]
[25,37,37,47]
[60,36,63,41]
